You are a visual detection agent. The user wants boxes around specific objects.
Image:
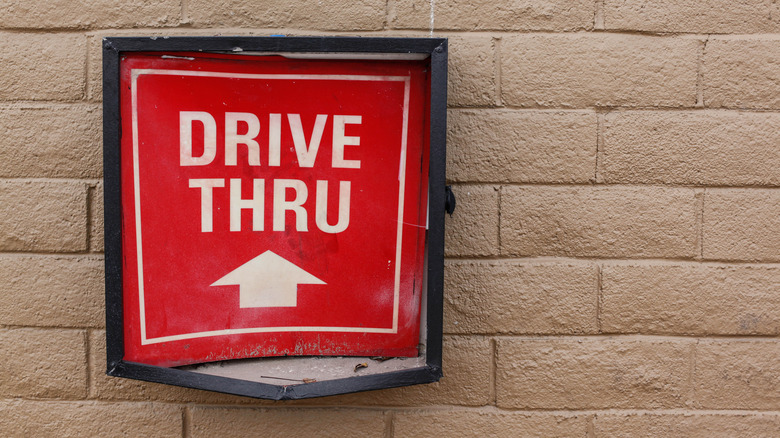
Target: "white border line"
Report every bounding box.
[131,69,411,345]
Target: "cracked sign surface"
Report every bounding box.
[120,52,430,367]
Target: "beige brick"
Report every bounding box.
[704,38,780,109]
[0,180,87,252]
[89,330,266,404]
[0,256,103,327]
[0,33,85,101]
[444,261,597,334]
[497,338,693,409]
[695,340,780,410]
[187,0,385,30]
[191,407,385,438]
[602,111,780,185]
[0,104,101,178]
[501,186,698,258]
[602,263,780,336]
[444,185,498,257]
[447,37,496,107]
[447,110,596,183]
[703,189,780,261]
[595,412,780,438]
[604,0,780,33]
[0,400,181,437]
[90,181,104,252]
[391,0,594,31]
[297,336,491,406]
[502,34,699,108]
[394,410,589,438]
[0,0,179,29]
[0,328,86,398]
[87,35,102,102]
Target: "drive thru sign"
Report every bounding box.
[119,51,430,367]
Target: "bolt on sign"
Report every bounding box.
[103,37,448,399]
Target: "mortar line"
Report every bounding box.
[587,414,597,437]
[445,255,780,265]
[7,28,780,37]
[696,35,711,107]
[429,0,435,36]
[445,106,780,114]
[445,181,780,190]
[594,0,605,30]
[86,183,94,253]
[384,0,391,30]
[596,264,603,333]
[0,252,104,259]
[490,337,498,406]
[8,97,780,112]
[360,406,780,415]
[697,188,706,259]
[494,36,503,107]
[8,401,780,415]
[688,339,699,408]
[467,333,780,341]
[84,328,92,399]
[594,112,604,183]
[496,186,503,255]
[0,177,102,184]
[83,35,90,101]
[180,0,189,25]
[183,405,192,438]
[384,410,395,438]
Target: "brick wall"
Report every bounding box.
[2,0,780,436]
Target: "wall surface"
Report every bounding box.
[2,0,780,436]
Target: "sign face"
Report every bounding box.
[119,52,430,367]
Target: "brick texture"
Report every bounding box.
[394,410,590,437]
[603,0,780,33]
[447,110,596,183]
[187,0,386,30]
[704,38,780,109]
[0,255,103,327]
[497,338,693,409]
[501,186,698,258]
[190,407,386,438]
[444,184,498,257]
[501,34,699,108]
[602,111,780,186]
[703,189,780,261]
[444,260,598,334]
[0,400,181,437]
[0,328,86,398]
[0,104,101,178]
[0,0,179,29]
[695,340,780,410]
[594,412,780,438]
[0,33,85,101]
[447,37,496,107]
[602,263,780,335]
[0,180,87,252]
[391,0,594,31]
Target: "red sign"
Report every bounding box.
[119,52,430,367]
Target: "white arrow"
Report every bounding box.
[210,250,325,308]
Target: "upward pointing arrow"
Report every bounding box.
[210,250,325,308]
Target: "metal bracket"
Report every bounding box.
[444,185,456,216]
